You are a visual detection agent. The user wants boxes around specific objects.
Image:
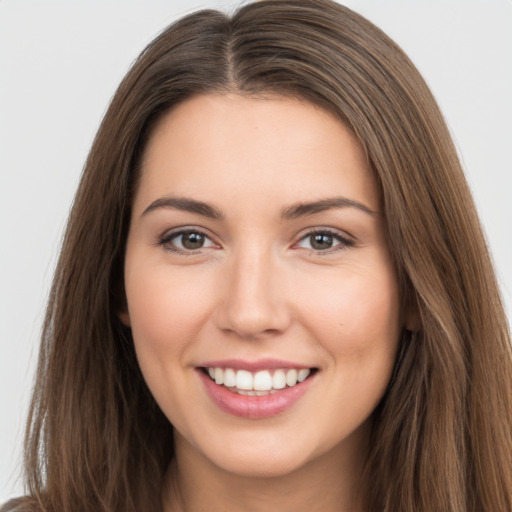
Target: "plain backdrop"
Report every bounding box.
[1,0,511,502]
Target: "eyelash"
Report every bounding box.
[157,228,216,255]
[295,229,354,254]
[156,228,354,256]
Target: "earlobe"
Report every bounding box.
[119,311,131,327]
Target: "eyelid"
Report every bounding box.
[292,227,355,253]
[156,226,220,254]
[155,225,354,255]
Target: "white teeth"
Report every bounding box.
[235,369,253,390]
[238,389,256,396]
[286,369,298,387]
[272,369,286,389]
[297,369,310,382]
[223,368,236,387]
[205,366,313,392]
[253,370,272,391]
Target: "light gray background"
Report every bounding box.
[1,0,511,501]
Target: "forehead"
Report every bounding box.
[135,94,379,215]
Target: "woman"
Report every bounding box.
[2,1,511,511]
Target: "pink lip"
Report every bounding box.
[197,368,316,419]
[199,358,313,372]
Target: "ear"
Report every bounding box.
[119,311,131,327]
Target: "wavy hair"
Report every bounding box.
[3,1,511,511]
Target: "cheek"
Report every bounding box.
[123,260,221,428]
[124,259,217,365]
[296,261,401,362]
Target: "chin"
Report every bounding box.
[214,449,312,479]
[195,429,326,479]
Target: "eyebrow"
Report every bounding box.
[281,197,377,219]
[142,197,224,219]
[141,195,377,220]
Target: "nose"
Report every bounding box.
[215,246,291,340]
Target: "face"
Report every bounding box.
[122,94,403,478]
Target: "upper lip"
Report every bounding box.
[199,358,315,372]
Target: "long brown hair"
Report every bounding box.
[4,1,511,511]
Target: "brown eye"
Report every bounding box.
[310,233,334,250]
[181,231,206,250]
[295,230,353,253]
[160,229,216,253]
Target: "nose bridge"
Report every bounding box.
[216,239,289,338]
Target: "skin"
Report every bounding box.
[121,94,406,511]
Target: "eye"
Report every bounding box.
[295,230,353,252]
[159,229,217,253]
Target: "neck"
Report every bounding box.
[162,427,369,512]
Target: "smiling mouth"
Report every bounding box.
[201,367,317,396]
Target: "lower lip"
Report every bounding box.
[198,370,314,419]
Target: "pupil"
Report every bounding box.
[183,232,204,249]
[311,233,333,250]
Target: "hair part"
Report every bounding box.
[5,1,511,511]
